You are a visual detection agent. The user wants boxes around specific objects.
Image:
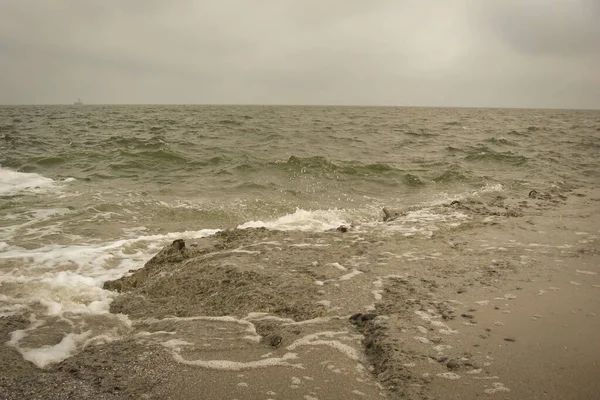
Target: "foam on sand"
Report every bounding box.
[8,326,93,368]
[6,312,131,368]
[576,270,597,275]
[171,351,301,371]
[143,315,261,342]
[286,331,362,361]
[437,372,461,380]
[483,382,510,394]
[339,269,364,281]
[0,228,219,367]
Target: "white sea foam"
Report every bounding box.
[0,228,220,284]
[366,207,469,237]
[0,167,57,196]
[0,228,219,368]
[237,208,348,232]
[428,183,504,207]
[0,208,72,243]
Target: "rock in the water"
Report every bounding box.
[382,207,403,222]
[171,239,185,250]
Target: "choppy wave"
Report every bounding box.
[484,137,517,146]
[117,148,188,163]
[107,135,169,149]
[433,166,469,183]
[403,173,425,186]
[464,146,527,165]
[268,155,403,178]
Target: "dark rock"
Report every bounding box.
[102,280,122,292]
[265,334,283,348]
[350,313,377,324]
[171,239,185,250]
[382,207,403,222]
[446,359,461,370]
[506,209,522,217]
[350,313,363,321]
[504,337,516,342]
[336,225,348,233]
[457,287,467,294]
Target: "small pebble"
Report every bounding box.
[446,359,461,370]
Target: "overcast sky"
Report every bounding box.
[1,0,598,108]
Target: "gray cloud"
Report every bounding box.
[480,0,600,57]
[0,0,598,108]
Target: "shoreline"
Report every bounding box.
[1,187,599,399]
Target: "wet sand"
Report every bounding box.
[422,245,600,400]
[1,188,599,399]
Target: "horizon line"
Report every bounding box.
[0,103,599,111]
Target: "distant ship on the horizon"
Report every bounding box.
[74,98,83,105]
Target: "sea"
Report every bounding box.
[1,105,599,369]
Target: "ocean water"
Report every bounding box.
[1,105,599,368]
